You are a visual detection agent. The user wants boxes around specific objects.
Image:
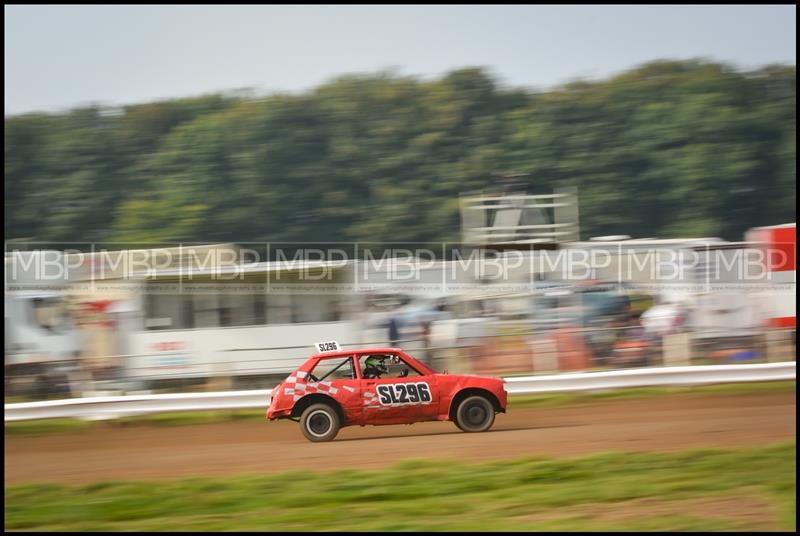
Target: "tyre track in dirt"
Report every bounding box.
[5,392,795,485]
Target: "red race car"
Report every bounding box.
[267,341,508,442]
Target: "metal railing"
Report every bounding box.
[5,361,795,422]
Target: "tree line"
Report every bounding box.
[5,60,796,248]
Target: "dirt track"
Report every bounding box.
[5,392,796,486]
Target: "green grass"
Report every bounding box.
[4,410,265,437]
[506,379,797,409]
[115,408,262,427]
[3,418,95,436]
[4,441,795,531]
[5,380,795,437]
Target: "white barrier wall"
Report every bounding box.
[5,362,794,422]
[126,321,362,380]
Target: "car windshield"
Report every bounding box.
[402,353,437,375]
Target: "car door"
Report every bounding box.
[358,352,439,425]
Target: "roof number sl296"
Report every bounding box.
[315,341,340,353]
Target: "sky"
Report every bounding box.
[4,5,797,115]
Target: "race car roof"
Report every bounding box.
[310,347,404,359]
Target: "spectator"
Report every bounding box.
[420,320,432,365]
[388,316,400,347]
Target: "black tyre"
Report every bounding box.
[300,403,341,442]
[455,395,495,433]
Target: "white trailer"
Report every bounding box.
[5,251,82,394]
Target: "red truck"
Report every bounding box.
[267,342,508,442]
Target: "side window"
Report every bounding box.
[308,356,355,382]
[32,297,69,331]
[359,354,422,379]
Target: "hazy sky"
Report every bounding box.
[4,5,796,115]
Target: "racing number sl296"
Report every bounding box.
[316,341,339,352]
[377,382,431,405]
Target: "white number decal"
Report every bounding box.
[376,382,432,406]
[315,341,340,353]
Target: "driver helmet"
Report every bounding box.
[364,355,389,376]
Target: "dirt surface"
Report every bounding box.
[5,392,796,486]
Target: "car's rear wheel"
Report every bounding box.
[455,395,495,432]
[300,403,340,442]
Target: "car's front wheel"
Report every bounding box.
[300,403,341,442]
[455,395,495,432]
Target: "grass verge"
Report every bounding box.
[5,380,795,437]
[506,379,797,409]
[4,441,795,531]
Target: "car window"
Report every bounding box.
[359,354,423,379]
[32,297,70,332]
[308,356,355,382]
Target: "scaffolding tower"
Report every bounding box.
[460,182,580,247]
